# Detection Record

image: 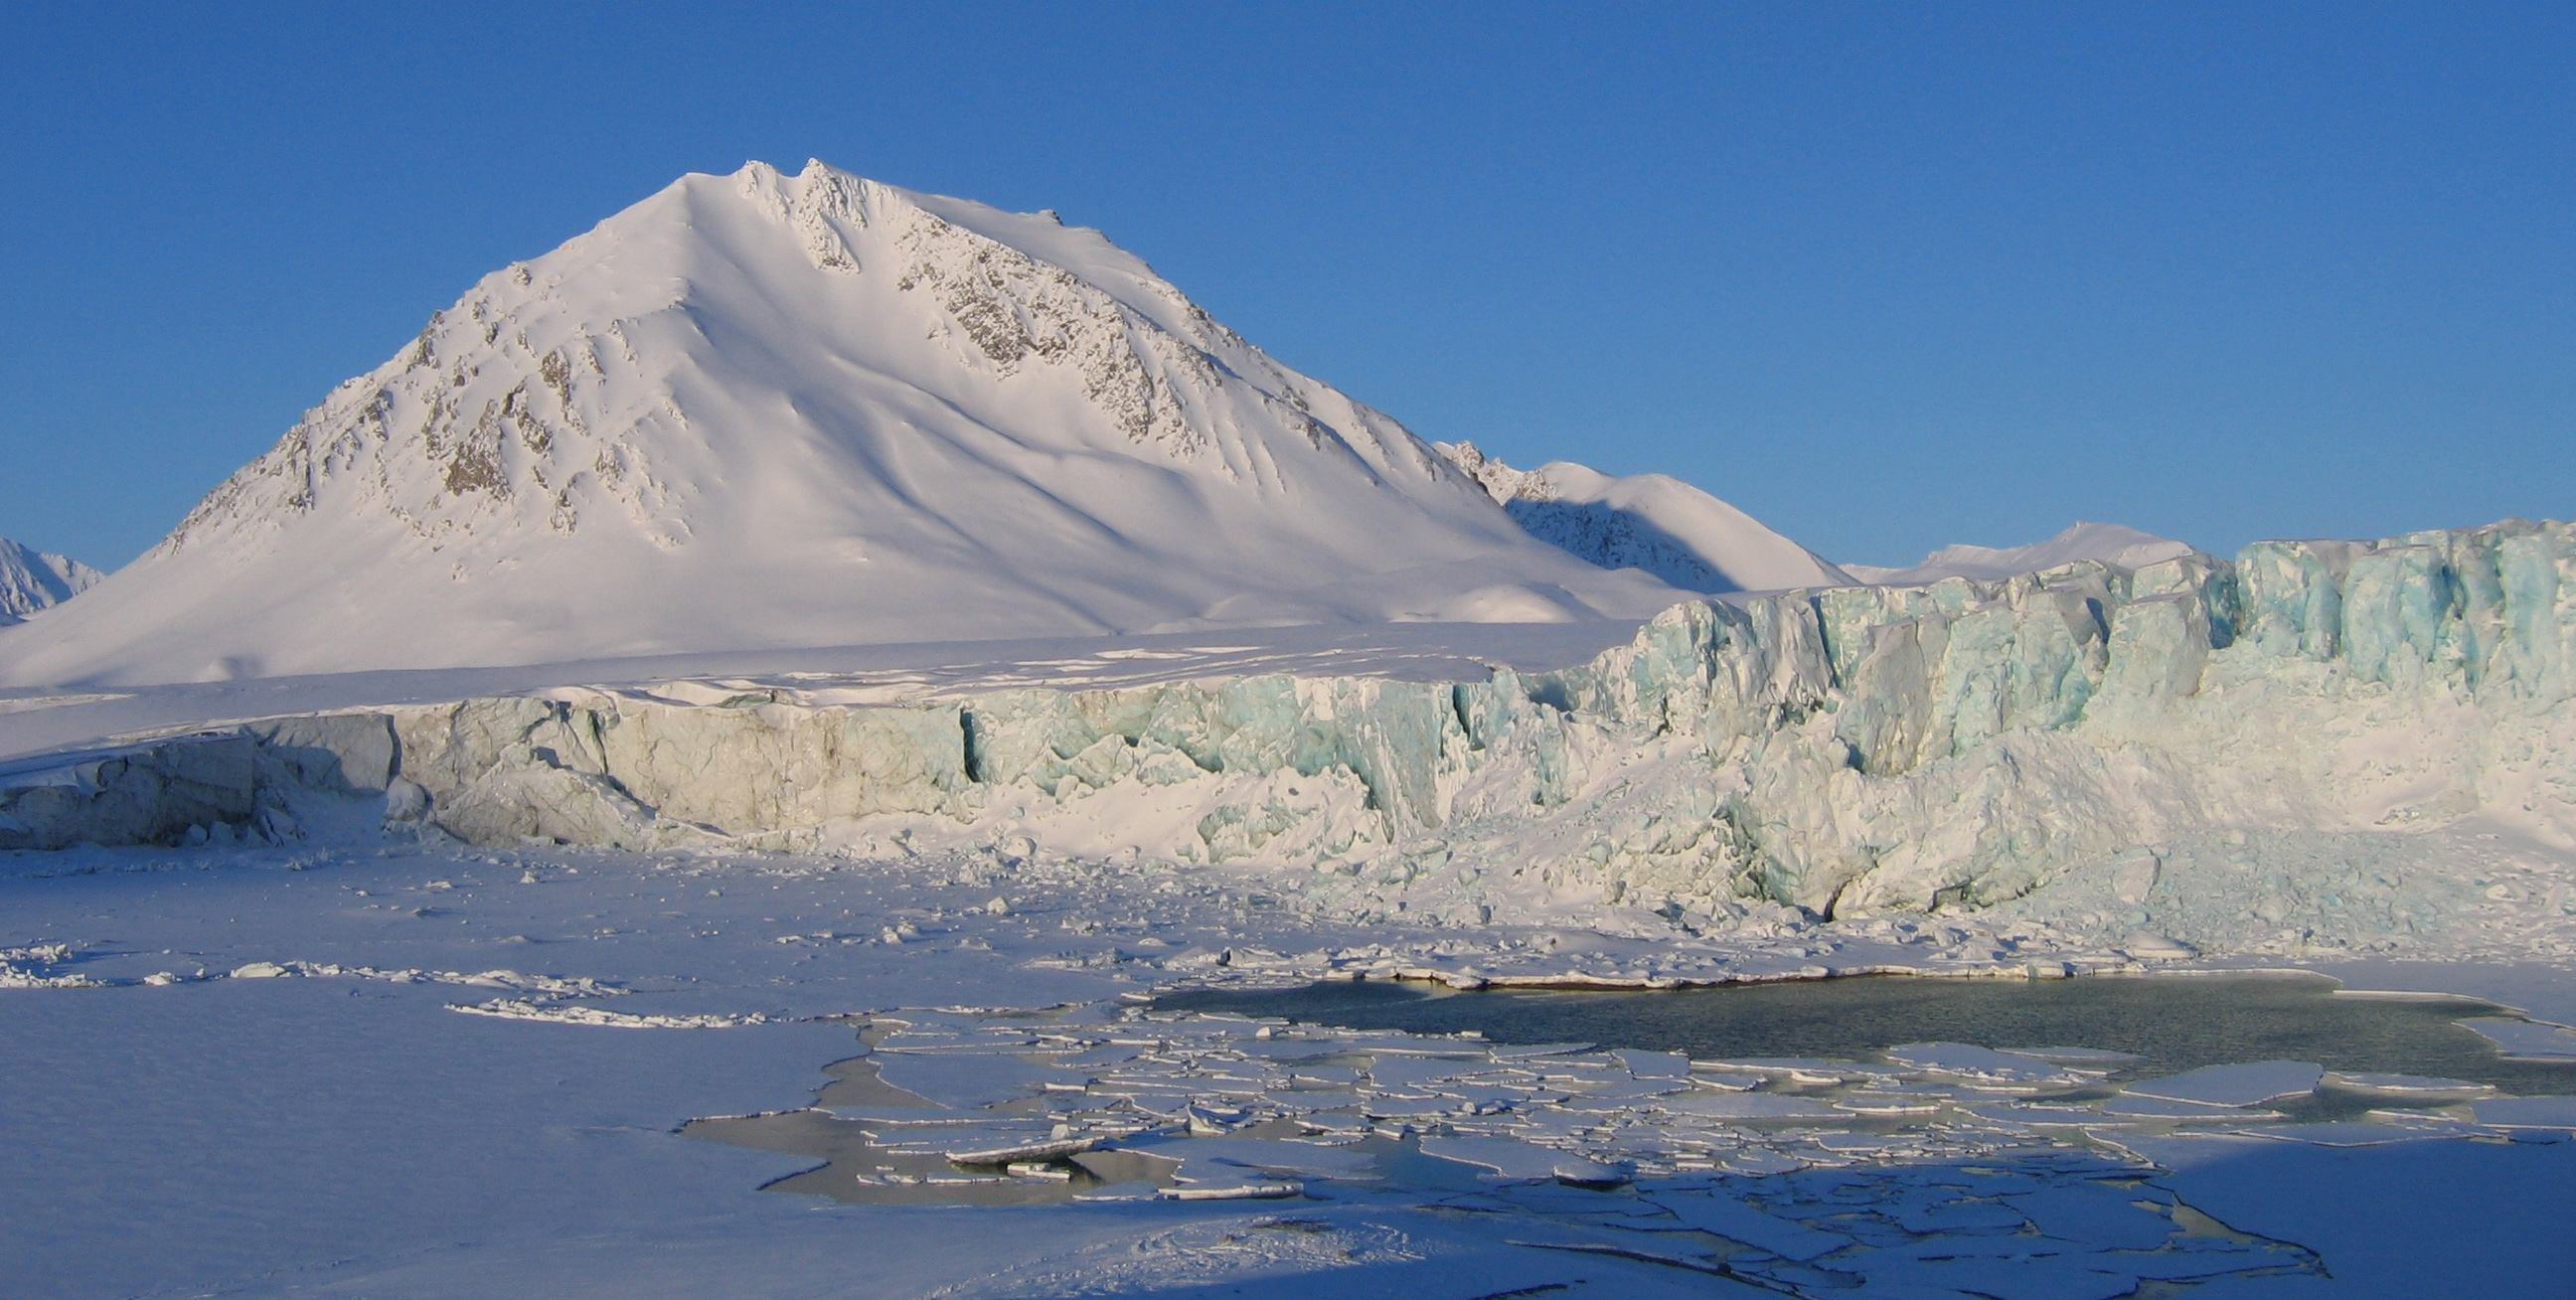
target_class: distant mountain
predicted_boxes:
[1844,522,2200,585]
[0,161,1689,687]
[0,537,102,625]
[1437,442,1853,594]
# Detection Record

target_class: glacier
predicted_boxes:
[12,516,2567,956]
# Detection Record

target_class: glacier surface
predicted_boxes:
[12,516,2568,958]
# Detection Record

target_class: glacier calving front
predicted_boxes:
[12,518,2568,952]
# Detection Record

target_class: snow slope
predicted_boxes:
[1845,521,2198,585]
[0,161,1684,688]
[0,536,101,625]
[1439,440,1853,593]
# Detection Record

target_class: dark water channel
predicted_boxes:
[1158,973,2576,1097]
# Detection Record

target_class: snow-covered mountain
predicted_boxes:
[0,161,1689,687]
[0,537,102,625]
[1844,522,2198,586]
[1437,442,1852,593]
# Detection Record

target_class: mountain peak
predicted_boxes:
[1437,441,1853,593]
[0,537,101,625]
[0,163,1684,685]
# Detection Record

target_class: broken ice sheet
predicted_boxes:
[2324,1070,2493,1094]
[2230,1120,2493,1146]
[1418,1134,1617,1183]
[1122,1134,1379,1179]
[1998,1046,2146,1064]
[2097,1095,2287,1122]
[2123,1060,2323,1107]
[2458,1017,2576,1060]
[1652,1092,1841,1119]
[1644,1190,1852,1260]
[1884,1042,2102,1087]
[871,1050,1063,1107]
[2472,1095,2576,1129]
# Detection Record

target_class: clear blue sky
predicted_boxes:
[2,2,2567,569]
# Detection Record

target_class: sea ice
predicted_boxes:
[2124,1061,2324,1107]
[2472,1095,2576,1129]
[1418,1134,1616,1182]
[2459,1017,2576,1060]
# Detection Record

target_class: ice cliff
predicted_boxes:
[7,518,2569,952]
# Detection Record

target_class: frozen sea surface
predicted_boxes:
[5,821,2574,1296]
[1159,974,2576,1098]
